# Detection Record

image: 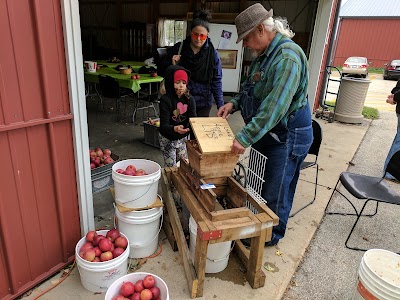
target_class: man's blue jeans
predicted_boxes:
[252,104,313,245]
[384,113,400,179]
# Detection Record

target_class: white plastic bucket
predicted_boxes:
[84,61,97,73]
[112,159,161,208]
[75,230,129,292]
[189,215,232,273]
[115,202,163,259]
[105,272,169,300]
[352,249,400,300]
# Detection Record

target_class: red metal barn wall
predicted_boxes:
[333,18,400,67]
[0,1,81,299]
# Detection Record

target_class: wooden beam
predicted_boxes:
[161,169,199,297]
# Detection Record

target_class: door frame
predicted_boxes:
[60,0,95,235]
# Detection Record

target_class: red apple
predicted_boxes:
[140,289,153,300]
[131,75,137,80]
[81,249,96,262]
[143,275,155,289]
[135,169,146,176]
[90,163,96,169]
[116,169,125,174]
[136,75,140,79]
[104,157,114,164]
[149,286,160,299]
[134,280,144,293]
[99,238,113,252]
[113,295,130,300]
[103,149,112,156]
[120,281,135,297]
[124,170,136,176]
[90,151,97,159]
[115,236,128,249]
[85,230,97,242]
[96,149,104,157]
[100,251,113,261]
[93,257,101,262]
[80,241,94,252]
[130,292,141,300]
[93,246,102,257]
[92,234,106,246]
[126,165,136,172]
[113,247,125,258]
[106,228,121,242]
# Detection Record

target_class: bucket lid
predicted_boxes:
[364,249,400,288]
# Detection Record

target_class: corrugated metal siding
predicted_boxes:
[0,0,81,299]
[333,18,400,67]
[340,0,400,17]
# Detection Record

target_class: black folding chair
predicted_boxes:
[97,75,133,121]
[325,150,400,252]
[290,120,323,217]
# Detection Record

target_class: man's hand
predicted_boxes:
[231,139,245,154]
[387,94,396,105]
[217,102,234,119]
[172,55,181,65]
[174,125,189,134]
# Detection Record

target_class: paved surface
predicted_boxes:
[19,75,399,300]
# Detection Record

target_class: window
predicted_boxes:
[158,19,187,47]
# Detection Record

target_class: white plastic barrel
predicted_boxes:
[105,272,169,300]
[352,249,400,300]
[189,215,232,273]
[115,202,163,259]
[75,230,129,292]
[112,159,161,208]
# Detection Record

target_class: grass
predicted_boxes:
[324,100,379,120]
[334,67,384,75]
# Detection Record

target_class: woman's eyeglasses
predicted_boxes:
[191,32,208,41]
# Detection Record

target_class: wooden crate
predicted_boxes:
[187,117,239,178]
[161,167,279,298]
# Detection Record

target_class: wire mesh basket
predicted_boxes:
[232,147,268,213]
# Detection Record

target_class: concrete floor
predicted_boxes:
[20,75,398,299]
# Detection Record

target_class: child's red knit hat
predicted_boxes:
[174,69,188,83]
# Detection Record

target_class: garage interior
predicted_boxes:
[79,0,321,225]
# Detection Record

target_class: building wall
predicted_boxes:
[333,18,400,67]
[0,0,81,298]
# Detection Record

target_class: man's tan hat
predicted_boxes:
[235,3,273,43]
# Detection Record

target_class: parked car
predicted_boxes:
[342,57,369,78]
[383,59,400,80]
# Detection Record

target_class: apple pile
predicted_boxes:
[131,74,141,80]
[113,275,161,300]
[90,147,114,169]
[115,165,148,177]
[79,229,128,262]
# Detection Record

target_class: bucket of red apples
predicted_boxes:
[75,229,130,292]
[105,272,169,300]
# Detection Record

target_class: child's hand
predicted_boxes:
[174,125,189,134]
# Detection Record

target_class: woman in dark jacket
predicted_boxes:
[384,78,400,179]
[158,65,196,167]
[162,10,224,117]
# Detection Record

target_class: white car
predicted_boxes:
[342,57,369,78]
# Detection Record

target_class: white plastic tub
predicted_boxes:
[115,200,163,258]
[189,215,232,273]
[75,230,129,292]
[112,159,161,208]
[352,249,400,300]
[105,272,169,300]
